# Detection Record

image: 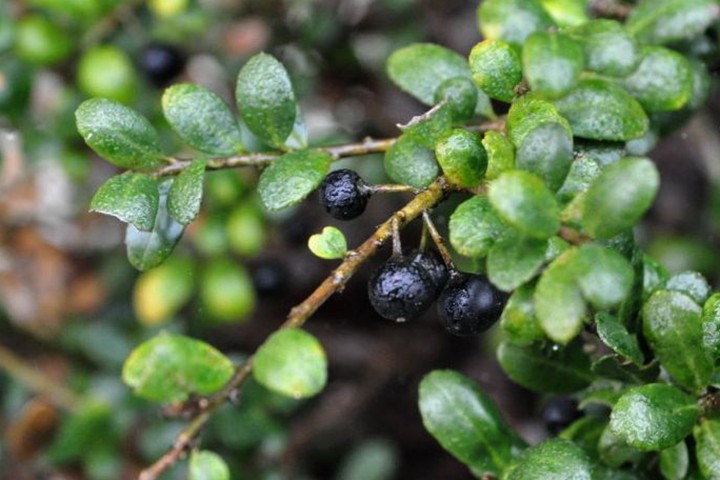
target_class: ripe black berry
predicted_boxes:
[319,169,371,220]
[368,255,437,322]
[409,249,449,295]
[437,274,507,336]
[140,43,185,87]
[542,397,582,435]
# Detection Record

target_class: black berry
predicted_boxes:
[368,255,437,322]
[409,249,449,295]
[437,274,507,336]
[319,169,371,220]
[542,397,582,435]
[140,43,185,87]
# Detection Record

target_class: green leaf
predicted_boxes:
[497,340,592,394]
[449,196,506,258]
[598,424,647,468]
[482,130,515,180]
[591,355,659,385]
[558,414,607,458]
[435,129,487,188]
[468,39,522,103]
[522,31,584,99]
[487,232,546,292]
[505,439,592,480]
[626,0,718,45]
[694,419,720,479]
[253,328,327,399]
[337,439,399,480]
[665,271,711,305]
[581,157,659,239]
[568,19,639,77]
[556,155,601,204]
[90,174,159,231]
[400,103,453,150]
[642,289,713,393]
[477,0,556,48]
[574,244,635,310]
[168,158,205,225]
[534,250,587,344]
[433,76,482,123]
[659,441,689,480]
[46,402,115,463]
[76,98,164,169]
[122,332,234,402]
[258,149,332,211]
[702,293,720,365]
[643,254,668,299]
[384,134,439,188]
[308,226,347,260]
[538,0,588,27]
[418,370,525,477]
[500,282,545,346]
[554,80,648,141]
[162,84,244,156]
[506,95,573,191]
[386,43,473,106]
[489,170,560,239]
[125,179,185,271]
[189,450,230,480]
[609,384,698,451]
[595,313,643,365]
[621,46,693,112]
[236,53,297,149]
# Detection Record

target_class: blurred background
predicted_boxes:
[1,0,720,479]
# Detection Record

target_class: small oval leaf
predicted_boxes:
[449,196,506,258]
[168,158,206,225]
[468,39,522,103]
[477,0,556,47]
[435,129,487,188]
[189,450,230,480]
[522,31,584,99]
[568,19,639,77]
[90,174,159,231]
[506,439,592,480]
[694,419,720,479]
[626,0,718,45]
[487,232,546,292]
[258,150,332,211]
[383,134,439,188]
[595,313,644,366]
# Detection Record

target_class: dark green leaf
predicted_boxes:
[621,47,693,112]
[665,271,711,305]
[400,103,453,150]
[659,441,689,480]
[642,290,713,393]
[574,244,635,310]
[702,293,720,365]
[253,328,327,399]
[522,31,584,99]
[609,384,698,451]
[308,226,347,260]
[168,158,205,225]
[556,155,601,204]
[505,439,592,480]
[384,134,439,188]
[76,98,164,169]
[578,384,624,409]
[482,130,515,180]
[477,0,555,48]
[435,129,487,188]
[433,76,482,123]
[694,419,720,479]
[568,19,639,77]
[258,150,332,211]
[418,370,525,477]
[468,39,522,103]
[582,157,659,239]
[487,232,546,292]
[122,332,234,402]
[163,83,244,156]
[554,79,649,141]
[558,415,606,460]
[595,313,643,365]
[189,450,230,480]
[449,196,506,258]
[598,424,647,468]
[236,53,297,149]
[500,282,545,346]
[90,174,159,231]
[591,355,659,384]
[626,0,718,45]
[497,340,593,394]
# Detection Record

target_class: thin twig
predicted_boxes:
[587,0,632,19]
[422,211,455,270]
[369,184,417,194]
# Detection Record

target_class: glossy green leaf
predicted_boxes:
[506,438,592,480]
[468,39,522,103]
[253,328,327,399]
[384,134,439,188]
[574,244,634,310]
[418,370,525,477]
[489,170,560,239]
[694,419,720,479]
[435,129,487,188]
[500,282,545,346]
[386,43,472,106]
[497,340,592,394]
[598,424,647,468]
[595,313,643,365]
[702,293,720,365]
[522,31,584,99]
[125,179,185,271]
[556,155,601,204]
[258,150,332,211]
[308,226,347,260]
[538,0,588,26]
[642,289,713,393]
[659,441,689,480]
[591,355,659,385]
[534,250,587,344]
[487,232,546,292]
[609,384,698,451]
[554,80,648,141]
[665,271,711,305]
[163,84,244,156]
[90,174,159,231]
[482,130,515,180]
[643,254,669,299]
[189,450,230,480]
[122,332,234,402]
[477,0,555,48]
[626,0,718,45]
[506,95,573,191]
[236,53,297,149]
[582,157,659,239]
[400,103,453,150]
[578,386,624,410]
[621,47,693,112]
[568,19,639,77]
[433,76,481,123]
[168,158,205,225]
[76,98,164,169]
[448,196,506,258]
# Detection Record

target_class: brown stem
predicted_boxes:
[699,391,720,418]
[369,184,417,194]
[588,0,632,19]
[422,211,455,270]
[137,178,451,480]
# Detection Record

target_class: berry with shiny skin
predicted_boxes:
[140,43,185,87]
[368,255,437,322]
[543,397,582,435]
[409,249,449,295]
[319,169,371,220]
[437,274,507,336]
